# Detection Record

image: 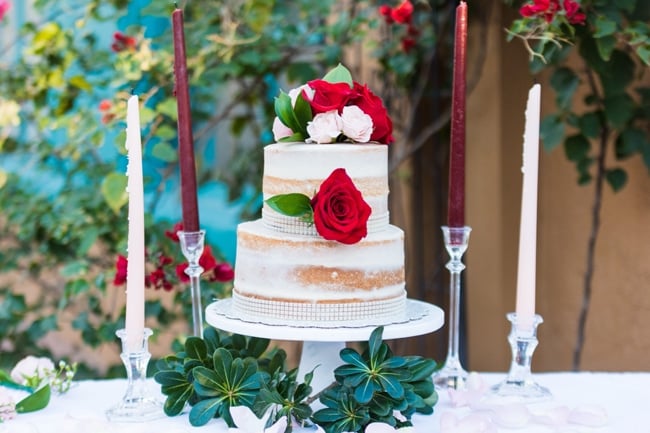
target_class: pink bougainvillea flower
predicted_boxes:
[391,0,414,24]
[0,1,10,22]
[175,262,190,283]
[164,222,184,242]
[113,255,128,285]
[199,245,218,272]
[563,0,586,25]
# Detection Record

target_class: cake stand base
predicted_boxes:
[205,299,444,393]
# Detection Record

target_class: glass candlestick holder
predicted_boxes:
[178,229,205,337]
[106,328,163,422]
[489,312,552,402]
[433,225,471,390]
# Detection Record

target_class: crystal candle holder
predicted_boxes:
[106,328,162,422]
[489,312,552,401]
[178,229,206,337]
[433,225,471,390]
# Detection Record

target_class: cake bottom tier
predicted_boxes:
[233,220,407,322]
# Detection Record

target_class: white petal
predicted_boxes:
[568,405,608,427]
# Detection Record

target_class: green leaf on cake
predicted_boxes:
[323,63,353,87]
[266,193,313,219]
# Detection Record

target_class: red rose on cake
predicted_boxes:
[272,64,393,144]
[265,168,372,245]
[310,168,372,244]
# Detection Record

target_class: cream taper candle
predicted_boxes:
[515,83,541,331]
[125,94,146,352]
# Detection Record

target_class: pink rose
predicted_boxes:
[306,111,343,143]
[340,105,373,143]
[310,168,371,244]
[272,116,294,141]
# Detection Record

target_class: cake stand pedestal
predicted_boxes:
[205,299,444,394]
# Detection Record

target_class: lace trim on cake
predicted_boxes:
[232,291,406,323]
[262,208,389,237]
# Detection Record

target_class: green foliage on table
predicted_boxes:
[155,326,438,431]
[154,326,313,428]
[312,327,438,433]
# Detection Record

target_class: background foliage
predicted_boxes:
[0,0,440,375]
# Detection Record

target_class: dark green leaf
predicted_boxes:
[367,326,384,360]
[578,112,602,139]
[377,374,404,399]
[615,128,645,159]
[354,378,378,403]
[189,398,222,426]
[274,92,300,132]
[605,168,627,192]
[193,367,223,398]
[185,337,208,362]
[293,93,313,136]
[564,134,591,162]
[596,35,617,61]
[151,141,178,163]
[593,16,618,38]
[550,67,579,110]
[338,349,368,370]
[604,93,635,129]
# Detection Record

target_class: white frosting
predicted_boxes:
[234,220,405,302]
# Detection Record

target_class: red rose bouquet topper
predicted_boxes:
[272,64,394,144]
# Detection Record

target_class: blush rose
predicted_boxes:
[310,168,371,244]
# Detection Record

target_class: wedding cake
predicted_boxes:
[231,65,407,324]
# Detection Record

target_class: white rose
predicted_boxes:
[272,116,294,141]
[10,356,55,385]
[306,110,342,144]
[288,84,314,106]
[340,105,373,143]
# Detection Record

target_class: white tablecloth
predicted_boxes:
[2,372,649,433]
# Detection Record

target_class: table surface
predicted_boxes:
[2,372,648,433]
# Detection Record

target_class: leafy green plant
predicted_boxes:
[506,0,650,370]
[154,327,305,427]
[312,327,438,433]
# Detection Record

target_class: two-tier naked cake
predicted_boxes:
[228,64,409,325]
[232,142,406,323]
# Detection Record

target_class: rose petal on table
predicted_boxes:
[568,404,608,427]
[531,405,570,426]
[491,403,531,428]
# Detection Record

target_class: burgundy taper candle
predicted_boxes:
[172,7,200,232]
[447,1,467,228]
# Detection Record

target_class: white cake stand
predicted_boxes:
[205,298,444,394]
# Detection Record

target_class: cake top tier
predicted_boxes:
[262,142,390,240]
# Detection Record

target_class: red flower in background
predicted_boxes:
[0,1,10,22]
[113,255,128,285]
[391,0,414,24]
[563,0,586,25]
[164,222,184,242]
[379,5,393,24]
[401,37,416,53]
[520,0,558,23]
[210,263,235,283]
[98,99,114,124]
[111,31,137,52]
